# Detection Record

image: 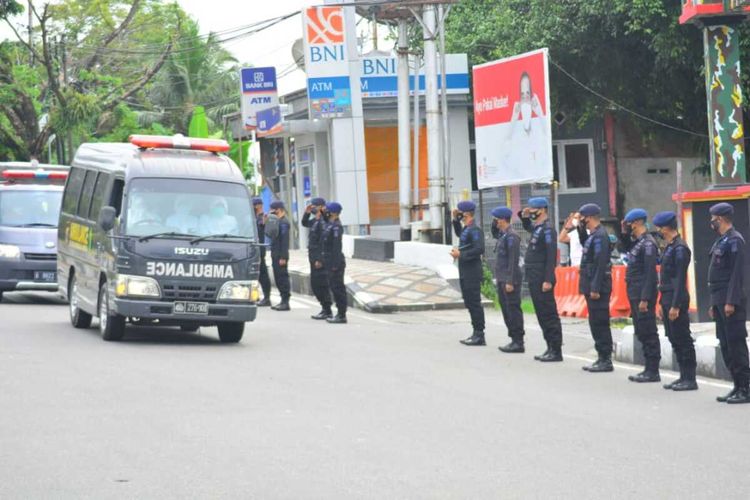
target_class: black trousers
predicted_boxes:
[310,262,332,311]
[660,297,695,376]
[272,256,290,301]
[629,297,660,370]
[258,250,271,299]
[459,277,485,333]
[329,265,347,315]
[714,304,750,387]
[585,293,613,357]
[528,278,562,349]
[497,281,524,341]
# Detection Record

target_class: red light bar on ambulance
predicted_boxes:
[129,134,230,153]
[2,170,68,180]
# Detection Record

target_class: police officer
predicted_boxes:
[619,208,661,382]
[322,202,347,324]
[269,200,291,311]
[576,204,614,372]
[708,202,750,404]
[302,197,333,320]
[653,211,697,391]
[491,206,525,353]
[451,201,486,346]
[519,197,563,361]
[252,198,272,306]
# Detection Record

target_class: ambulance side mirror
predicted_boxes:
[98,206,116,232]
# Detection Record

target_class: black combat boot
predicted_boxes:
[460,331,486,346]
[534,344,551,361]
[498,339,525,353]
[311,308,333,320]
[629,358,660,382]
[257,297,271,307]
[717,385,739,403]
[663,367,682,390]
[586,356,614,373]
[272,301,290,311]
[672,366,698,391]
[326,314,347,324]
[539,346,563,362]
[726,381,750,404]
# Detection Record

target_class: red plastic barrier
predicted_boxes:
[553,265,631,318]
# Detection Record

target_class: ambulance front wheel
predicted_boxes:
[217,322,244,343]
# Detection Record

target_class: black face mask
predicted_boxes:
[710,219,721,233]
[654,231,664,240]
[623,223,632,234]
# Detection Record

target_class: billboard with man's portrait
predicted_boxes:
[472,48,553,188]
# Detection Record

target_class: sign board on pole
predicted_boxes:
[360,54,470,98]
[256,107,283,138]
[240,67,279,130]
[472,48,553,188]
[302,6,352,119]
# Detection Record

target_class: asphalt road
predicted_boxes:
[1,291,748,499]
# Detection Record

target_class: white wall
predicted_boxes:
[393,241,459,280]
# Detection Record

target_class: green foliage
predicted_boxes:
[521,299,536,315]
[95,104,172,143]
[188,106,209,138]
[228,140,253,182]
[0,0,22,16]
[480,262,500,309]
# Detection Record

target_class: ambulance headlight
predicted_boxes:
[218,280,260,301]
[0,244,21,260]
[115,274,161,298]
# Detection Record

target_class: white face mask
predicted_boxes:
[521,102,533,132]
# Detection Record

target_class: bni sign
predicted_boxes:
[302,6,352,120]
[240,67,278,130]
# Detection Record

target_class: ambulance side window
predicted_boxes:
[62,167,85,215]
[77,170,97,219]
[110,179,124,216]
[89,173,110,220]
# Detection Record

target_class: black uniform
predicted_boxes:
[491,224,524,343]
[453,218,485,334]
[255,212,271,300]
[620,232,661,373]
[578,225,613,358]
[708,228,750,389]
[322,219,347,316]
[659,236,695,381]
[271,216,291,303]
[302,211,332,313]
[520,216,562,352]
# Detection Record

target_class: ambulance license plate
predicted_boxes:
[173,301,209,315]
[34,271,56,282]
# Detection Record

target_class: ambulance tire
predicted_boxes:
[69,275,92,329]
[217,322,244,343]
[180,323,200,333]
[99,284,125,341]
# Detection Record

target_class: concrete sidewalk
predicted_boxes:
[281,249,493,313]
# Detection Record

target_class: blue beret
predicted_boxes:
[311,197,326,206]
[624,208,648,223]
[710,202,734,216]
[653,211,677,227]
[528,197,548,209]
[326,201,342,214]
[252,197,263,206]
[270,201,285,210]
[579,203,601,217]
[491,206,513,220]
[457,200,476,212]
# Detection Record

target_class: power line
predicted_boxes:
[549,58,708,138]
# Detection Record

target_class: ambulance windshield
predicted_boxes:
[123,178,255,239]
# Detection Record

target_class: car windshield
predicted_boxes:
[122,178,256,239]
[0,190,63,227]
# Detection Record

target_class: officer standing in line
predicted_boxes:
[252,198,272,307]
[269,200,291,311]
[708,202,750,404]
[322,202,347,324]
[576,204,614,372]
[653,211,698,391]
[618,208,661,382]
[519,197,563,362]
[302,197,333,320]
[451,201,486,346]
[491,206,525,353]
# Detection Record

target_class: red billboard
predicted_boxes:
[472,48,553,188]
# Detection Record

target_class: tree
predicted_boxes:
[445,0,711,149]
[0,0,177,160]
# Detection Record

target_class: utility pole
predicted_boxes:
[439,4,451,244]
[422,5,443,241]
[397,19,411,241]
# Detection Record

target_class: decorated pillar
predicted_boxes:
[703,24,746,184]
